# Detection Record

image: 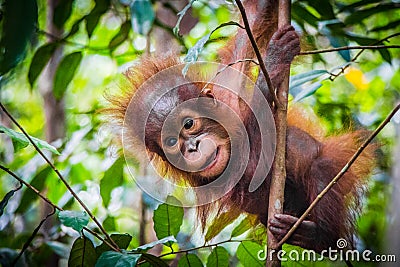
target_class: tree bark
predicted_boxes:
[37,1,65,266]
[38,0,65,143]
[266,1,291,266]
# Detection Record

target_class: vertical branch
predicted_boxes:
[266,0,291,266]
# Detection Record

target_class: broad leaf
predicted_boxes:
[370,19,400,32]
[109,21,131,50]
[178,253,203,267]
[28,43,58,87]
[130,0,154,35]
[231,214,258,238]
[293,81,323,102]
[153,196,183,242]
[46,241,70,258]
[140,253,169,267]
[236,241,265,266]
[53,52,82,100]
[53,0,74,28]
[68,236,97,267]
[0,0,37,76]
[0,125,60,154]
[206,246,229,267]
[303,0,334,19]
[95,251,140,267]
[65,17,86,39]
[96,233,133,257]
[289,70,328,89]
[292,2,318,27]
[58,210,89,233]
[338,0,382,13]
[16,167,51,214]
[132,236,176,253]
[103,216,116,232]
[205,209,240,242]
[344,3,400,25]
[85,0,110,37]
[0,184,22,216]
[100,158,124,207]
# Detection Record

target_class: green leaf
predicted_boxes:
[378,48,392,64]
[95,251,140,267]
[0,184,22,216]
[46,241,70,258]
[85,0,110,37]
[58,210,89,233]
[0,0,38,75]
[153,196,183,242]
[370,19,400,32]
[0,125,60,154]
[345,34,393,63]
[178,253,203,267]
[205,209,240,242]
[206,246,229,267]
[140,253,169,267]
[303,0,334,19]
[16,167,51,214]
[289,70,328,89]
[28,43,58,87]
[130,0,155,36]
[53,51,82,100]
[236,241,265,266]
[338,0,382,13]
[231,214,258,238]
[132,236,176,253]
[109,21,131,50]
[0,125,28,151]
[326,35,350,61]
[65,17,85,39]
[344,3,400,25]
[68,236,97,267]
[96,234,133,257]
[292,2,319,28]
[103,216,116,232]
[293,81,323,102]
[100,158,124,207]
[53,0,74,28]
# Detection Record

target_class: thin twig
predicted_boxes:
[267,1,291,266]
[158,239,250,258]
[0,165,62,210]
[234,0,280,108]
[0,102,120,251]
[299,45,400,55]
[0,165,117,251]
[277,103,400,248]
[12,209,56,266]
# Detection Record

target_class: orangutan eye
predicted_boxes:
[183,118,194,130]
[165,137,178,147]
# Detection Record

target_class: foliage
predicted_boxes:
[0,0,399,266]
